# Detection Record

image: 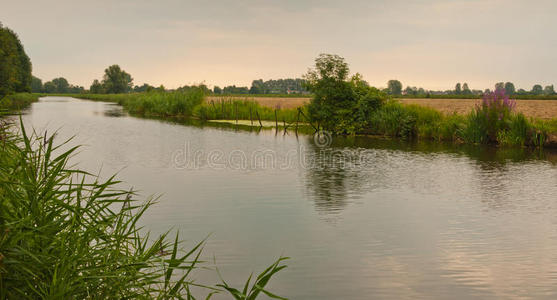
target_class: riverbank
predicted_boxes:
[0,93,39,111]
[208,96,557,120]
[65,92,557,148]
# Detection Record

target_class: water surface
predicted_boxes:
[18,97,557,299]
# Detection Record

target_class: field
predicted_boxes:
[400,98,557,120]
[208,96,557,120]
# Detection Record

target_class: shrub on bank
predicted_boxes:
[304,54,388,134]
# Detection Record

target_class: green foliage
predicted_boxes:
[89,79,104,94]
[218,257,289,300]
[249,78,307,95]
[102,65,133,94]
[0,24,32,97]
[77,89,205,118]
[0,121,287,299]
[496,113,531,146]
[387,80,402,96]
[304,54,387,134]
[223,85,249,94]
[30,76,42,93]
[0,93,39,111]
[195,98,301,124]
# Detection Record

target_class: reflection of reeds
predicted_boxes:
[0,120,287,299]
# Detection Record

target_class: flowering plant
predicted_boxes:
[476,89,516,142]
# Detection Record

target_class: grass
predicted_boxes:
[73,92,307,125]
[0,119,288,299]
[0,93,39,111]
[195,99,303,124]
[367,99,557,147]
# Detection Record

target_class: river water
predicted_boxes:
[18,97,557,299]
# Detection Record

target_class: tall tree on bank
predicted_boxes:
[31,76,43,92]
[102,65,133,94]
[531,84,543,95]
[0,22,32,98]
[305,54,386,133]
[462,83,471,95]
[455,83,462,94]
[387,80,402,96]
[89,79,104,94]
[504,82,515,94]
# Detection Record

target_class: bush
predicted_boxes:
[304,54,387,134]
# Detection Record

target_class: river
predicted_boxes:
[17,96,557,299]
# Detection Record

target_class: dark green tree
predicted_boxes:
[495,82,504,91]
[305,54,386,133]
[213,86,222,94]
[455,83,462,94]
[43,81,56,93]
[462,83,471,95]
[531,84,543,95]
[544,85,555,95]
[133,83,154,93]
[387,80,402,96]
[0,23,32,97]
[504,82,515,94]
[90,79,104,93]
[102,65,133,94]
[31,76,43,93]
[51,77,69,93]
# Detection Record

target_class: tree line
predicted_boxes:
[213,78,308,95]
[386,79,556,97]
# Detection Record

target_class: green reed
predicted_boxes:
[0,120,287,299]
[0,93,39,111]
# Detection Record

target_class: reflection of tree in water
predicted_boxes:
[302,138,384,216]
[303,135,557,215]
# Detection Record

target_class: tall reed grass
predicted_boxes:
[0,93,39,111]
[367,97,552,147]
[195,99,302,123]
[0,120,287,299]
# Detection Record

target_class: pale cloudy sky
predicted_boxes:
[2,0,556,90]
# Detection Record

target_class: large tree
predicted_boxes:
[31,76,43,93]
[90,79,104,94]
[455,83,462,94]
[462,83,471,95]
[102,65,133,94]
[51,77,69,93]
[504,82,515,94]
[0,23,32,97]
[387,80,402,96]
[531,84,543,95]
[305,54,385,133]
[544,85,555,95]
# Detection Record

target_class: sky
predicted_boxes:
[2,0,557,90]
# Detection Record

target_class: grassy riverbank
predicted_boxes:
[0,93,39,111]
[69,89,557,147]
[0,120,287,299]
